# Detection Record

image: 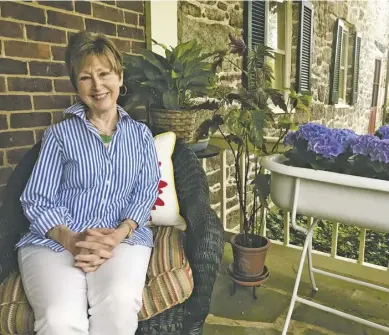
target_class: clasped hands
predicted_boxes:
[66,221,134,273]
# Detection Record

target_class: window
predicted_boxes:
[244,0,292,105]
[268,1,286,92]
[330,19,361,105]
[338,26,349,102]
[371,59,381,107]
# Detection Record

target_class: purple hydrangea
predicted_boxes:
[283,123,327,147]
[307,134,344,158]
[284,132,297,146]
[285,123,389,177]
[370,140,389,163]
[296,123,328,142]
[376,125,389,140]
[351,135,379,156]
[307,129,357,158]
[352,135,389,163]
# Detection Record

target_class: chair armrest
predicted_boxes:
[0,209,20,284]
[172,141,224,333]
[182,199,224,334]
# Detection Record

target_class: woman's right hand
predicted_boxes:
[61,229,115,272]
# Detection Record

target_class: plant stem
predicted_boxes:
[244,136,250,234]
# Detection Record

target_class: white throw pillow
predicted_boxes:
[149,131,186,230]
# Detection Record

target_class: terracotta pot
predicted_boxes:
[230,233,271,278]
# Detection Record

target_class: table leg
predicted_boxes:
[230,282,236,296]
[282,223,316,335]
[253,286,258,300]
[308,219,319,292]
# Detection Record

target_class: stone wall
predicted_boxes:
[178,0,244,89]
[0,0,147,202]
[178,0,246,229]
[178,0,389,231]
[290,0,389,134]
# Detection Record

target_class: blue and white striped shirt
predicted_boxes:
[16,102,161,252]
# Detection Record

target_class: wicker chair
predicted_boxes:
[0,139,224,335]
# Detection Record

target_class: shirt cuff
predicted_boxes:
[28,208,70,239]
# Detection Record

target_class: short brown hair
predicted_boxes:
[65,31,123,90]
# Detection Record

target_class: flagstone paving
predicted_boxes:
[204,244,389,335]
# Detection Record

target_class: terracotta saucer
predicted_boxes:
[227,265,270,287]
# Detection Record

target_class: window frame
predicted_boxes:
[371,58,382,108]
[338,25,349,104]
[267,0,293,113]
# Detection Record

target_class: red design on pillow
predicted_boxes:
[152,162,168,211]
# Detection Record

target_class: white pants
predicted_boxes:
[18,244,151,335]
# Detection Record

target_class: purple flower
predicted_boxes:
[284,132,297,146]
[307,134,343,158]
[307,129,356,158]
[302,127,357,158]
[296,123,328,142]
[351,135,380,156]
[284,123,328,146]
[351,135,389,163]
[369,139,389,163]
[376,125,389,140]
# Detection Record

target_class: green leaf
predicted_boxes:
[296,100,308,112]
[124,73,145,82]
[180,75,210,88]
[179,43,202,63]
[142,49,167,73]
[249,109,266,147]
[266,88,288,112]
[298,94,312,107]
[173,39,197,59]
[171,70,179,79]
[252,173,271,208]
[140,80,166,92]
[143,64,163,81]
[162,90,180,110]
[289,87,297,99]
[151,39,173,60]
[172,56,184,71]
[123,92,151,110]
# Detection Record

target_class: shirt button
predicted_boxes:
[106,180,110,185]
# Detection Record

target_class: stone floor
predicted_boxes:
[204,243,389,335]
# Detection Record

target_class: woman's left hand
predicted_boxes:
[74,225,130,271]
[77,225,129,249]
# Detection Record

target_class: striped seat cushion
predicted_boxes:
[0,226,193,334]
[140,226,193,320]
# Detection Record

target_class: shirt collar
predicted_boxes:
[63,102,131,121]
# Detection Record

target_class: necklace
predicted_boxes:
[88,119,117,135]
[94,124,116,135]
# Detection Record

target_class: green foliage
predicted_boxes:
[266,208,389,267]
[214,35,312,247]
[121,39,224,110]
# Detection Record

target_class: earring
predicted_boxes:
[119,85,128,96]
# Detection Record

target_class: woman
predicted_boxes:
[16,31,160,335]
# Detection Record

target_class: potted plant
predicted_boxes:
[120,39,224,144]
[261,123,389,231]
[214,34,311,280]
[261,123,389,334]
[187,114,224,152]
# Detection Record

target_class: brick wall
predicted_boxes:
[0,0,147,202]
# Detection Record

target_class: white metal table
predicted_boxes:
[282,177,389,334]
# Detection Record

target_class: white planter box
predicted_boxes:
[261,155,389,233]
